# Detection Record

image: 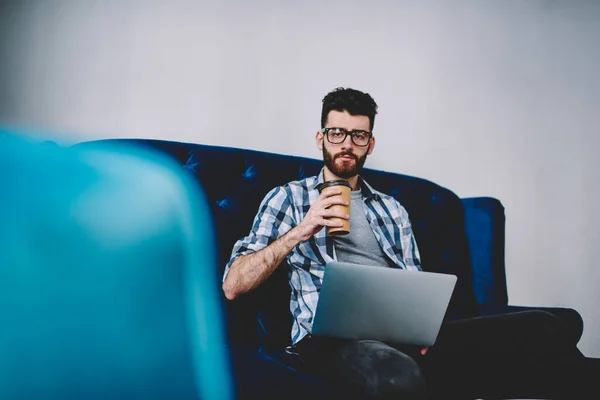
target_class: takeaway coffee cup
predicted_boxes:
[316,179,352,236]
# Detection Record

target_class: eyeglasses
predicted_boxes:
[321,128,373,147]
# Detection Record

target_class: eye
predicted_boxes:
[353,132,367,141]
[329,129,345,138]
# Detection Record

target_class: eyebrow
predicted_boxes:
[328,128,370,133]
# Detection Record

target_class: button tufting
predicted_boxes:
[216,198,230,209]
[183,152,200,172]
[242,161,257,180]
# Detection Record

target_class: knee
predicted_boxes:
[552,307,584,345]
[527,310,569,337]
[520,310,574,353]
[369,353,428,399]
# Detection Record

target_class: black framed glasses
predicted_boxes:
[322,128,373,147]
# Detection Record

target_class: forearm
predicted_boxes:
[222,228,302,300]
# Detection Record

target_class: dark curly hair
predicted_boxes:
[321,87,378,131]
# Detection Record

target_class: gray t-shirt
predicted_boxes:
[333,189,396,268]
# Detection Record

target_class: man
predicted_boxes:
[222,88,595,399]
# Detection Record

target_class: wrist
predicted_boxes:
[285,226,305,246]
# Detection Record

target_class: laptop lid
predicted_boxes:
[311,261,457,347]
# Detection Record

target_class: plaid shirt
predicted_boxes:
[224,170,422,345]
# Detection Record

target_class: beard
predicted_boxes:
[322,145,368,179]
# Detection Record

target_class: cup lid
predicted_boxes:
[316,179,352,193]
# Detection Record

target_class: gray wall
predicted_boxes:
[1,0,599,356]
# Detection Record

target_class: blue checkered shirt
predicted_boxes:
[223,170,422,345]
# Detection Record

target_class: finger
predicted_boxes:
[321,218,344,227]
[320,209,349,219]
[319,188,342,199]
[321,195,349,208]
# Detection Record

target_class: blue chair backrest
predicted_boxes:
[0,133,233,399]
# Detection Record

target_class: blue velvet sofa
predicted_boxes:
[76,138,584,399]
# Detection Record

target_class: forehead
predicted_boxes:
[325,110,370,131]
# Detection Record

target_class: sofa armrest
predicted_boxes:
[461,197,508,312]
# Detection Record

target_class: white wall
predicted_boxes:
[1,0,599,356]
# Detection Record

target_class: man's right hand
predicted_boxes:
[223,187,349,300]
[290,188,350,242]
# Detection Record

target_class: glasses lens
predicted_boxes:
[327,128,346,143]
[352,131,370,146]
[352,133,367,145]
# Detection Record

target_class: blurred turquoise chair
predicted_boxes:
[0,132,233,399]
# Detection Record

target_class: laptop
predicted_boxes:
[311,261,457,347]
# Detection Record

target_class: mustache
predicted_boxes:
[334,152,357,161]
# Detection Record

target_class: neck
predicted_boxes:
[323,167,359,190]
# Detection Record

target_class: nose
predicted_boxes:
[340,134,355,151]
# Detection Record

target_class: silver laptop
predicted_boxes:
[311,261,457,346]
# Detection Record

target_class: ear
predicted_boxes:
[316,130,324,151]
[367,135,375,155]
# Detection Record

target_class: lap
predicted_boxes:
[297,337,428,399]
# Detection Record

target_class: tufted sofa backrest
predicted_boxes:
[78,139,478,348]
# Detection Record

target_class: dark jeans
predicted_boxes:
[296,310,597,399]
